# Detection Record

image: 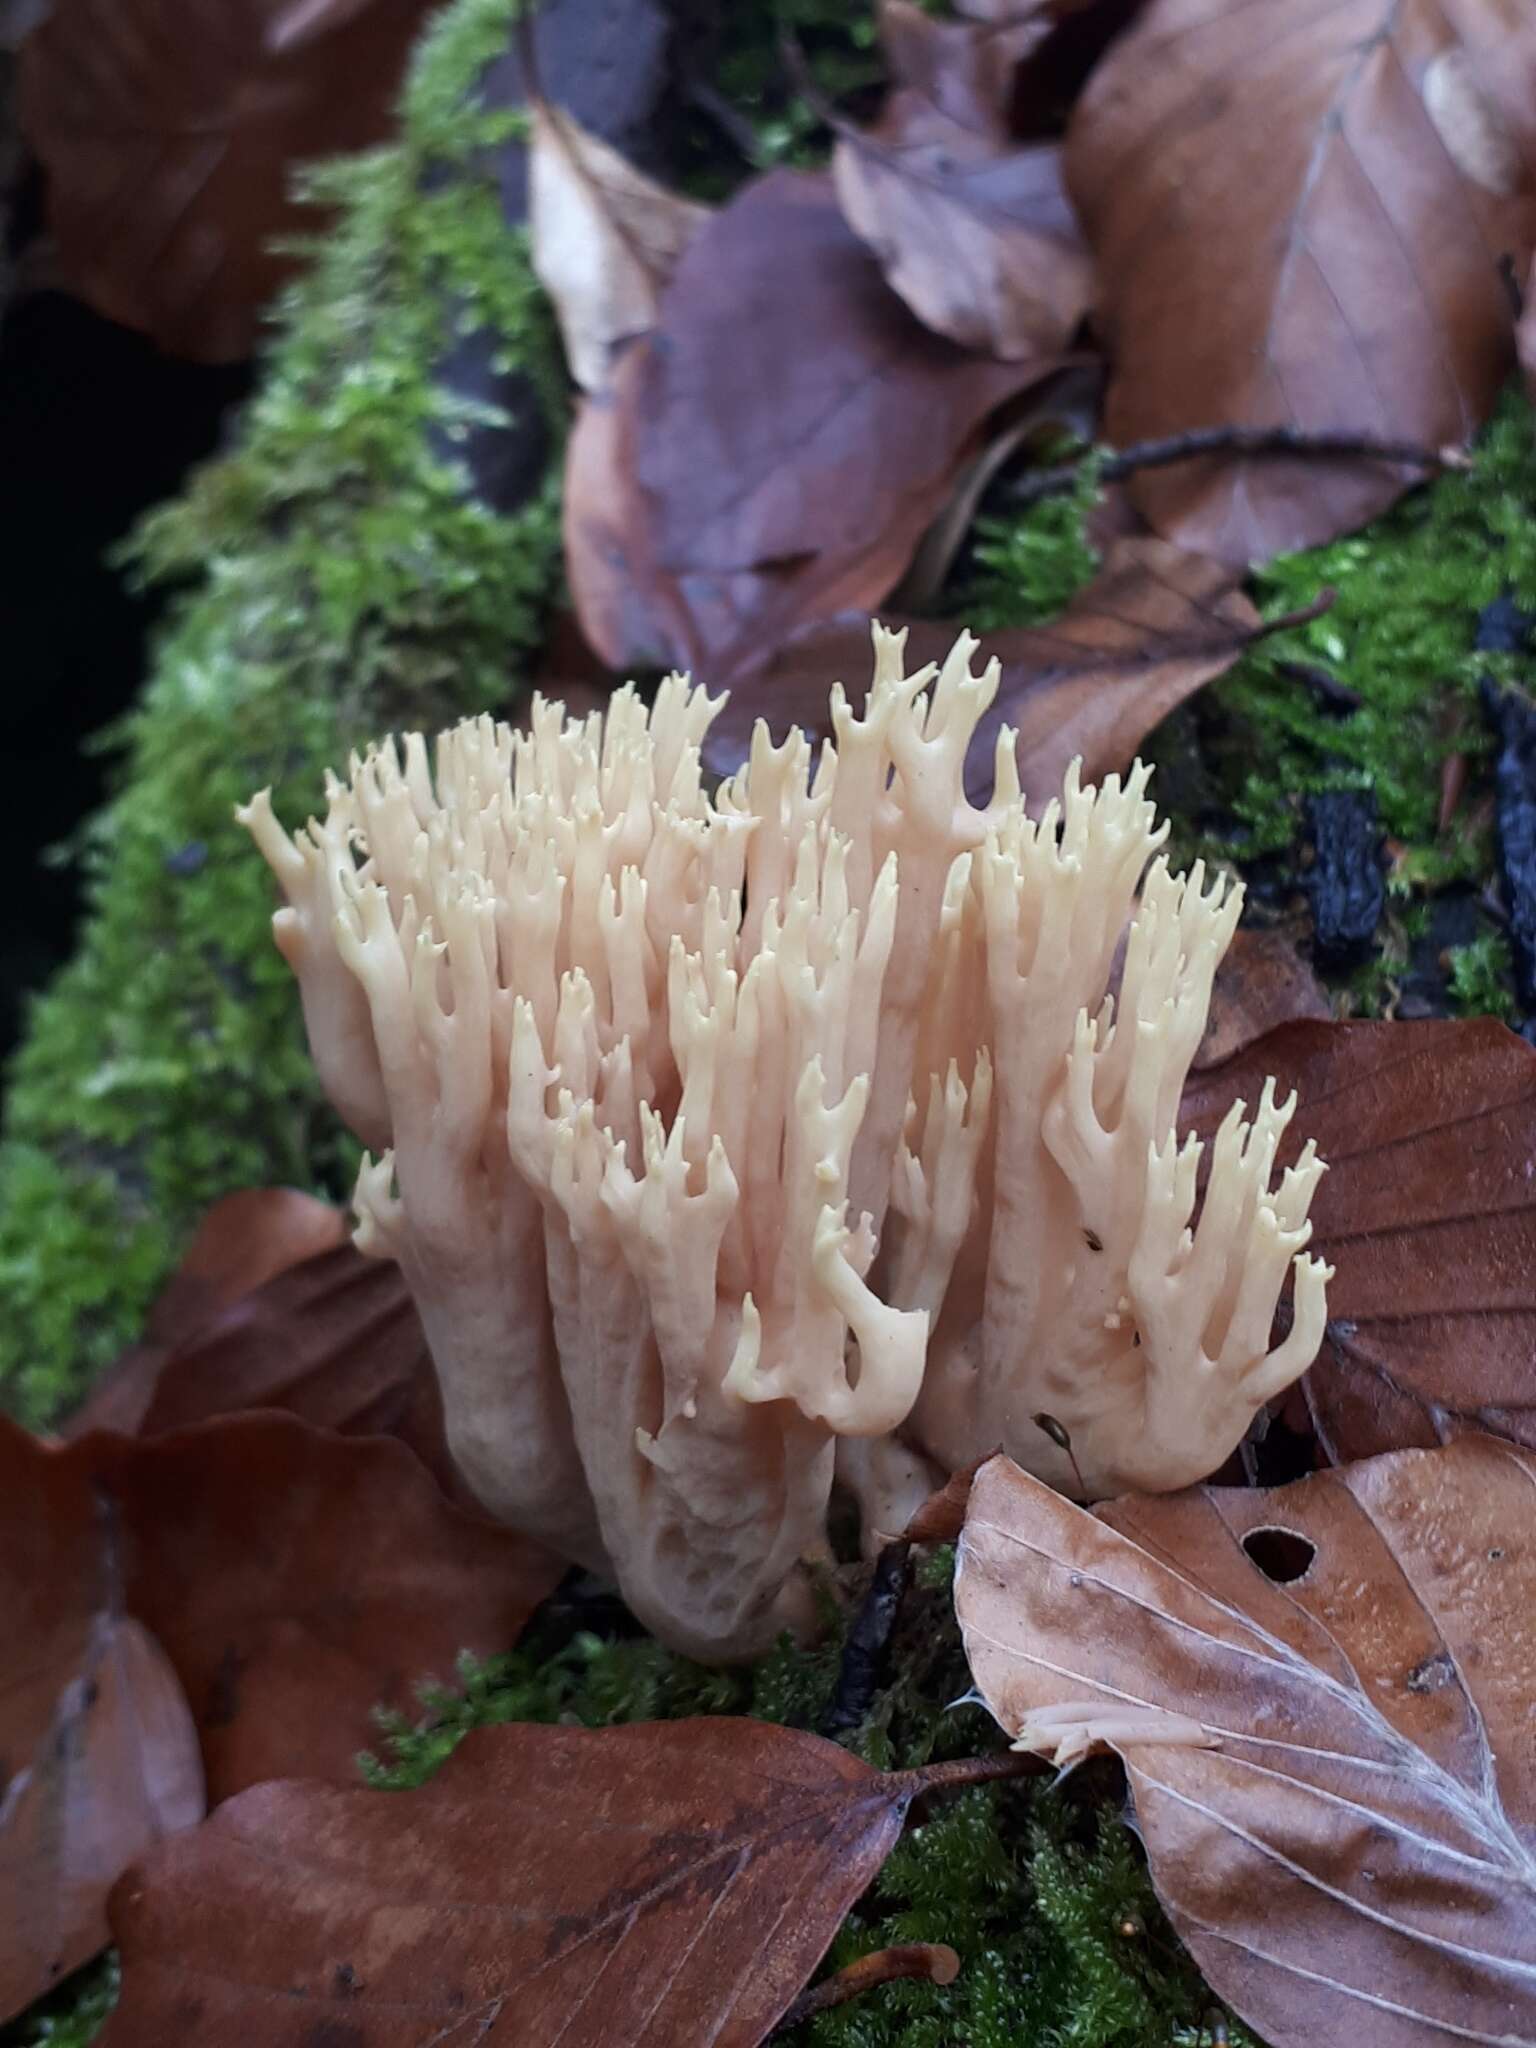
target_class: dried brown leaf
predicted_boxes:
[100,1722,1023,2047]
[566,171,1056,678]
[17,0,437,359]
[832,75,1092,358]
[58,1189,472,1503]
[1192,924,1331,1073]
[64,1189,349,1438]
[877,0,1051,135]
[5,1412,562,1809]
[1,1431,203,2024]
[1065,0,1536,564]
[529,100,709,394]
[957,1441,1536,2047]
[700,537,1259,804]
[1184,1018,1536,1464]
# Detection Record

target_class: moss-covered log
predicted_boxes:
[0,0,563,1424]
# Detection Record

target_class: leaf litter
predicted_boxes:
[14,0,1536,2042]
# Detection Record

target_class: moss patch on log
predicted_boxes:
[0,0,562,1426]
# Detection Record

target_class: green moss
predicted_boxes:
[1445,929,1518,1022]
[952,456,1106,636]
[0,0,563,1427]
[1187,394,1536,879]
[957,391,1536,953]
[0,1960,117,2048]
[346,1572,1241,2048]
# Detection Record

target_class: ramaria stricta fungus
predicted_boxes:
[240,627,1331,1660]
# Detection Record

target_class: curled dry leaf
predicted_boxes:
[529,99,709,394]
[100,1722,1026,2048]
[875,0,1052,135]
[565,170,1056,679]
[1191,924,1331,1073]
[831,3,1092,358]
[1065,0,1536,564]
[4,1412,562,1809]
[1184,1018,1536,1463]
[17,0,438,359]
[1,1430,203,2024]
[700,537,1259,804]
[956,1441,1536,2048]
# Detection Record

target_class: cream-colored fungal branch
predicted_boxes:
[243,628,1330,1658]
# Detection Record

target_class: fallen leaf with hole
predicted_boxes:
[0,1431,203,2024]
[564,170,1057,679]
[3,1413,562,1811]
[18,0,440,359]
[1065,0,1536,563]
[700,537,1259,803]
[956,1440,1536,2047]
[100,1721,1022,2047]
[529,99,709,393]
[1183,1018,1536,1462]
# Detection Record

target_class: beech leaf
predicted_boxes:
[64,1188,350,1439]
[3,1413,563,1808]
[700,537,1260,803]
[1191,923,1331,1073]
[875,0,1052,137]
[17,0,439,359]
[956,1441,1536,2048]
[1065,0,1536,564]
[100,1721,1026,2047]
[1,1447,203,2024]
[529,100,710,394]
[832,5,1092,361]
[1183,1018,1536,1463]
[565,170,1058,679]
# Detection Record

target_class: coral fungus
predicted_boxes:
[242,627,1329,1658]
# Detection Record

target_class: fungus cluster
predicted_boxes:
[241,629,1330,1659]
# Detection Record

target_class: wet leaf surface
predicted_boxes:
[1183,1019,1536,1462]
[100,1721,1024,2048]
[3,1414,562,1810]
[956,1441,1536,2047]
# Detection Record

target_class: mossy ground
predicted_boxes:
[5,1,1536,2043]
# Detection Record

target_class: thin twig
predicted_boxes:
[775,1944,961,2032]
[903,1749,1047,1798]
[1008,424,1470,507]
[1274,658,1362,715]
